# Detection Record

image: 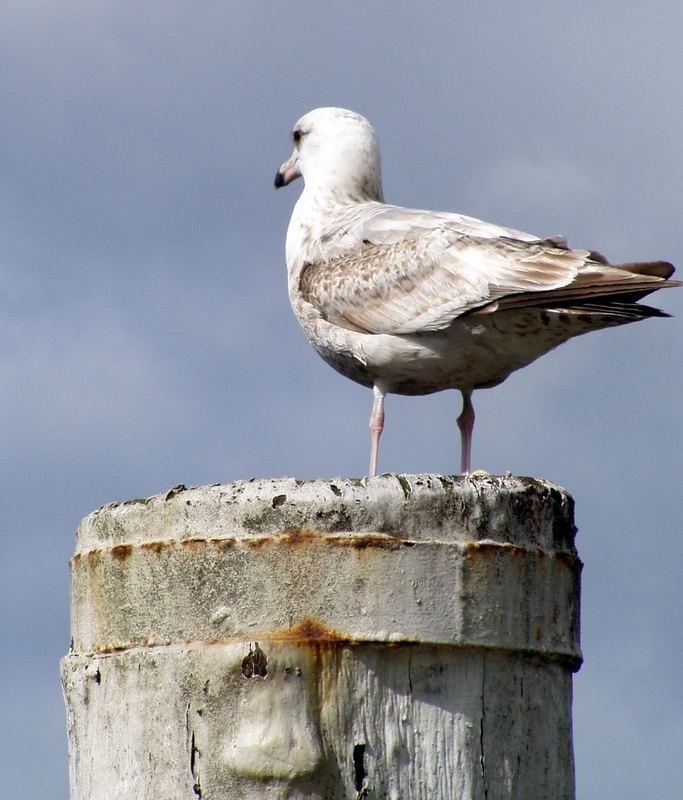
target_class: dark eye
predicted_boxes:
[292,129,302,143]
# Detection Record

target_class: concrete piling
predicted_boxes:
[62,474,581,799]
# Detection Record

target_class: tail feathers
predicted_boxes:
[612,261,680,304]
[488,259,681,314]
[615,260,676,280]
[571,300,671,321]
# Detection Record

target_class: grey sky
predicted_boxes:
[2,2,681,797]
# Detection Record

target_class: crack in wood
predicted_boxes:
[353,742,368,797]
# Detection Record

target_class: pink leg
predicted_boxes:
[457,389,475,474]
[368,385,385,477]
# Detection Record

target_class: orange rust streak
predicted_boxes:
[336,534,406,550]
[141,540,166,554]
[77,622,353,655]
[110,544,133,561]
[281,529,321,545]
[72,532,416,563]
[246,530,411,550]
[464,541,531,558]
[242,529,325,548]
[179,537,218,550]
[268,617,350,642]
[463,541,580,568]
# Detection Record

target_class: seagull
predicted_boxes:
[275,107,680,476]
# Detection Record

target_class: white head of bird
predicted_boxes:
[275,107,384,204]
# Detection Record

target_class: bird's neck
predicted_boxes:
[284,187,381,289]
[303,168,384,205]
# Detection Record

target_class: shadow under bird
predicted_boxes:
[275,107,680,476]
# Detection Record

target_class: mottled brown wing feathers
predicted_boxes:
[299,226,678,335]
[299,231,587,335]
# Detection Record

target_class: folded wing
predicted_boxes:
[299,205,676,335]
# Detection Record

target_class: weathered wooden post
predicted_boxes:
[61,474,581,799]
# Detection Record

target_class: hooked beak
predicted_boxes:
[274,153,301,189]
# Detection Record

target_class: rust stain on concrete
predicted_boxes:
[76,621,356,656]
[463,541,580,569]
[110,544,133,561]
[267,617,351,643]
[245,529,413,550]
[141,541,166,554]
[464,541,534,559]
[72,531,419,565]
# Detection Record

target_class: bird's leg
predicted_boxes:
[368,385,385,477]
[457,389,475,474]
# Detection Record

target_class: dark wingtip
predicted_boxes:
[274,170,285,189]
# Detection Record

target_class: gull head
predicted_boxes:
[275,107,384,203]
